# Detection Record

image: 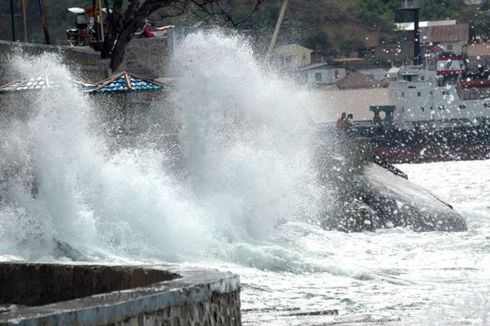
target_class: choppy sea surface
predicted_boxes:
[229,159,490,325]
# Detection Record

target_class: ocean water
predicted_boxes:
[0,32,489,325]
[233,159,490,325]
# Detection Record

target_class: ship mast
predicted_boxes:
[399,0,421,65]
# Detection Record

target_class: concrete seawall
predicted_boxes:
[0,263,241,326]
[0,37,171,84]
[0,40,108,83]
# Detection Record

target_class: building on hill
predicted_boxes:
[299,63,346,86]
[397,20,469,54]
[272,44,314,70]
[335,71,381,90]
[420,24,469,54]
[371,20,469,64]
[333,57,366,70]
[359,69,390,83]
[465,42,490,70]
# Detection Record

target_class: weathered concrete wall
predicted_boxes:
[0,40,109,83]
[0,264,178,306]
[0,263,241,326]
[106,291,240,326]
[117,37,172,78]
[0,37,171,85]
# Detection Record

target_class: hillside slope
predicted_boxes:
[0,0,488,56]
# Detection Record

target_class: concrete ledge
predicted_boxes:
[0,263,241,326]
[0,40,107,82]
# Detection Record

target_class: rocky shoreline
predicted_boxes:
[316,132,467,232]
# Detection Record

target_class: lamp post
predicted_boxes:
[21,0,27,42]
[9,0,16,41]
[38,0,51,44]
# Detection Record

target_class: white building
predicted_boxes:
[273,44,314,70]
[300,63,346,86]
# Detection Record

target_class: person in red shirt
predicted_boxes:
[336,112,347,129]
[143,22,154,38]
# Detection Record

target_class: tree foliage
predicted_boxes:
[100,0,262,70]
[1,0,490,64]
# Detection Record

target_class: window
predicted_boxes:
[484,103,490,108]
[459,105,466,110]
[401,92,405,97]
[442,90,449,95]
[335,70,339,78]
[315,72,322,82]
[420,107,425,112]
[417,92,421,97]
[447,44,453,51]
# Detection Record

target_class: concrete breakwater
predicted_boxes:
[0,263,241,326]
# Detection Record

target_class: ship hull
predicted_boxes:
[373,143,490,163]
[364,125,490,163]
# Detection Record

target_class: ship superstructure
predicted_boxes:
[351,53,490,163]
[390,61,490,131]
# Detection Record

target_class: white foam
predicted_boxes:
[0,31,324,262]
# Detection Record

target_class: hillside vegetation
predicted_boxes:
[227,0,490,56]
[1,0,489,56]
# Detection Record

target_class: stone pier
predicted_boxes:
[0,263,241,326]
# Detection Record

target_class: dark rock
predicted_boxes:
[316,132,467,232]
[357,163,466,231]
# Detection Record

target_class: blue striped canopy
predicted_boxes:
[90,72,167,93]
[0,76,94,94]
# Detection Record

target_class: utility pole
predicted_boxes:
[97,0,104,42]
[38,0,51,44]
[92,0,98,42]
[21,0,27,42]
[92,0,104,44]
[265,0,289,62]
[9,0,16,41]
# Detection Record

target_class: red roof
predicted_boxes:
[336,72,380,89]
[420,24,469,43]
